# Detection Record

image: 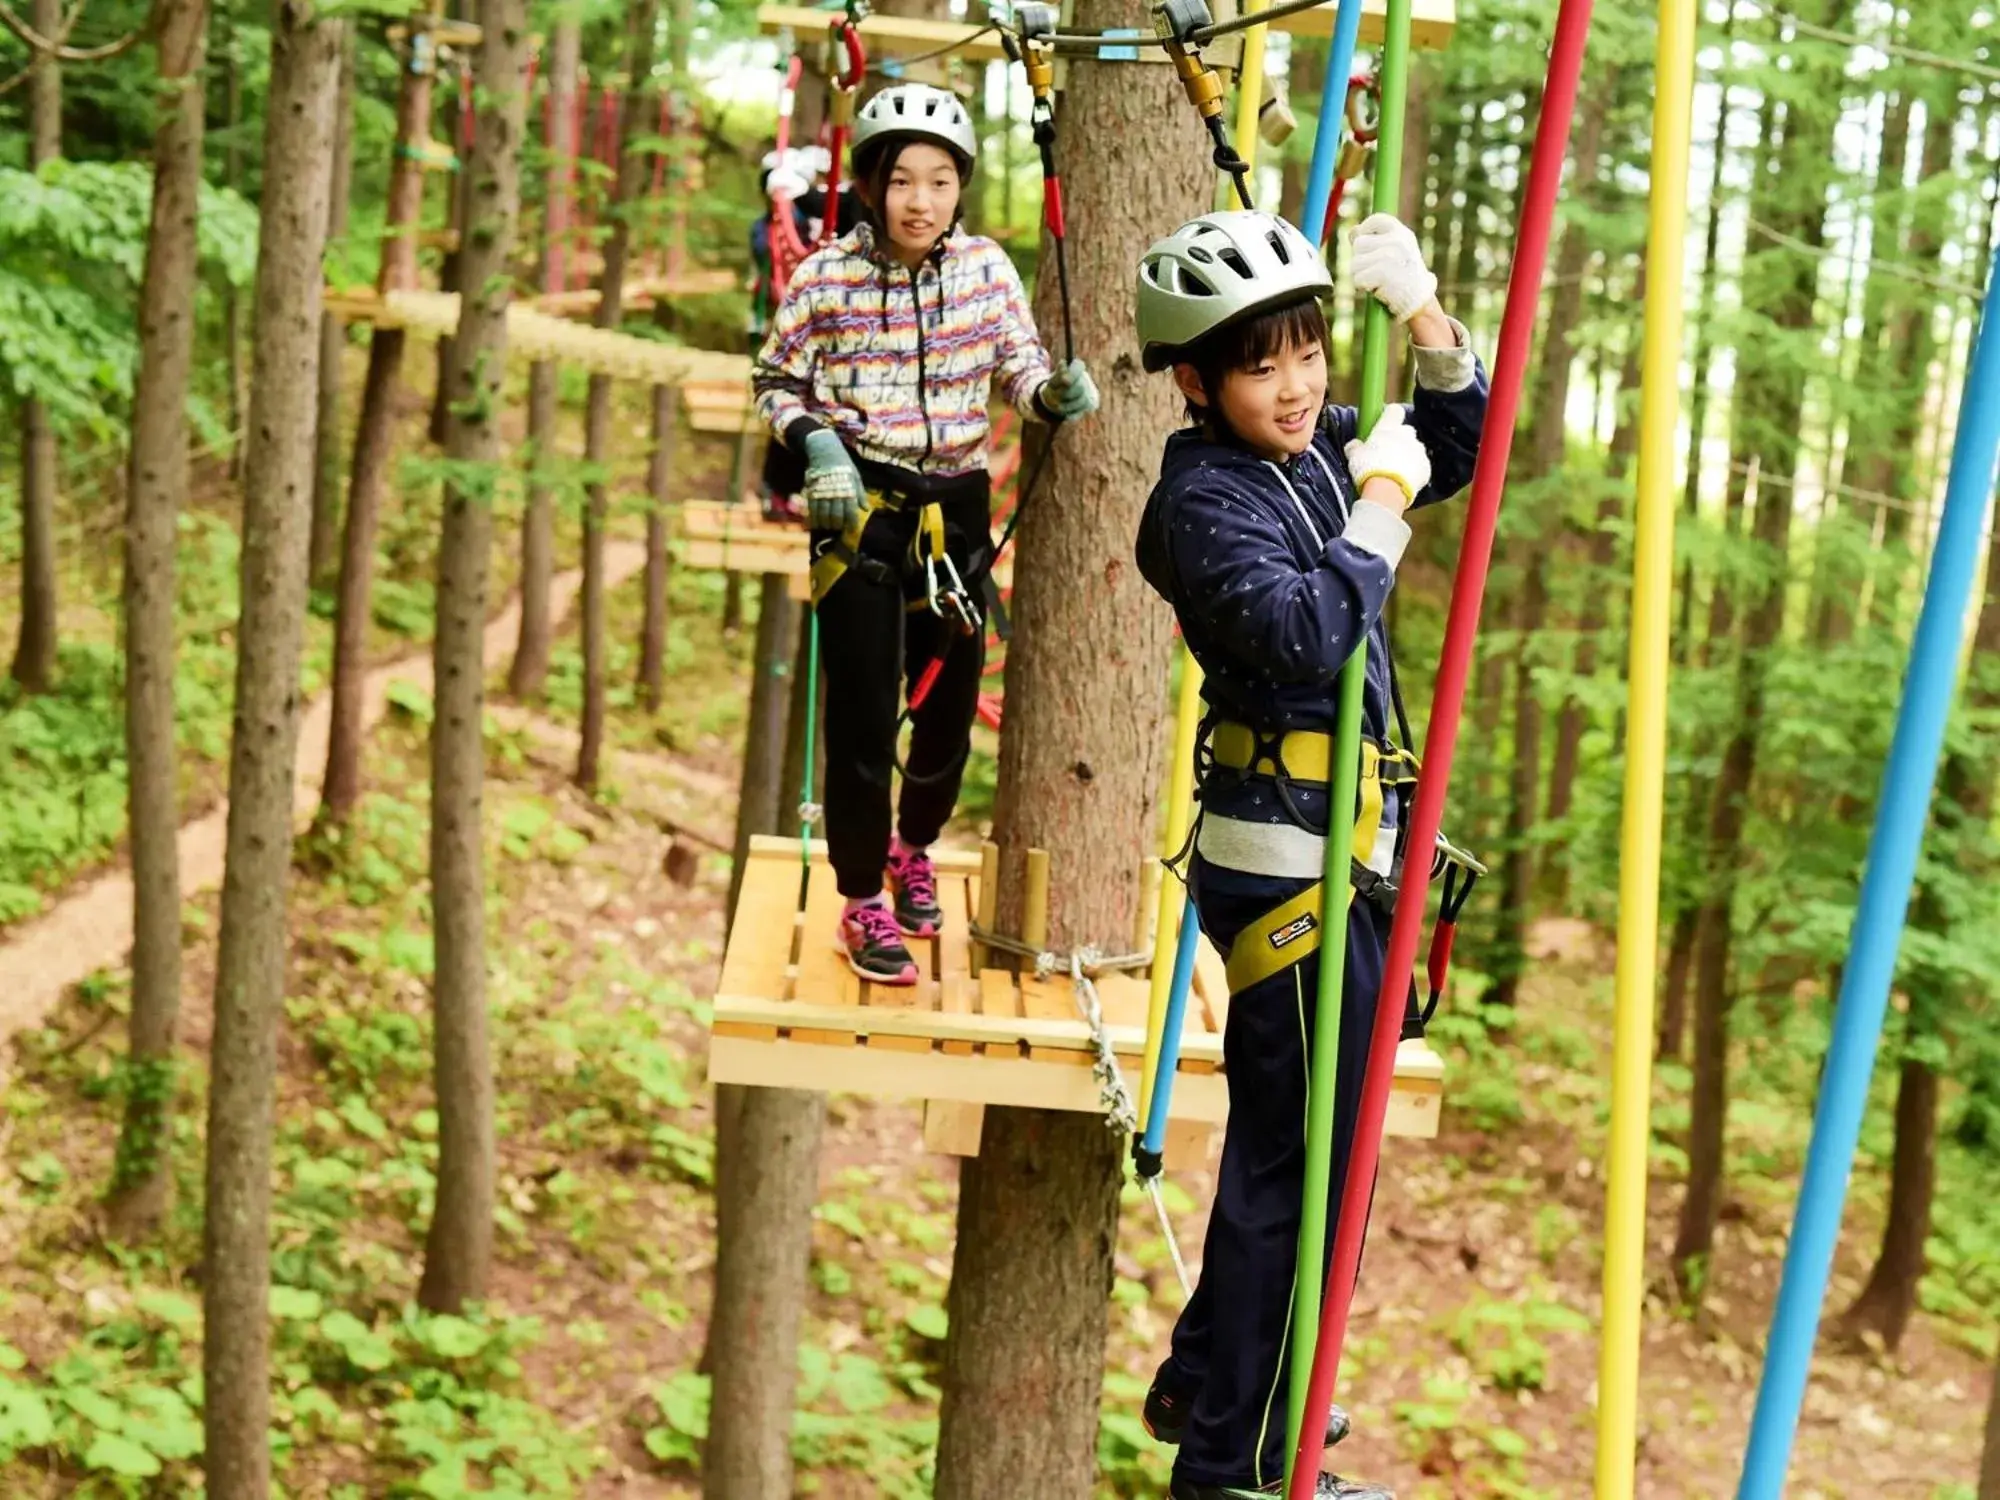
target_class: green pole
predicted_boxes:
[1285,0,1412,1459]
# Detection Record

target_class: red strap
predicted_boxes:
[909,654,947,713]
[1425,920,1456,1007]
[1043,175,1067,239]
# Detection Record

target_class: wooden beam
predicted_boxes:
[756,0,1455,63]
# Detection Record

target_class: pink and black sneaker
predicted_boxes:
[839,900,920,986]
[885,843,943,938]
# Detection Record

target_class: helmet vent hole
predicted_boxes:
[1266,231,1291,264]
[1217,247,1253,280]
[1188,245,1214,263]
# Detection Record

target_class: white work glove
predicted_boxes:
[1343,406,1431,513]
[801,429,865,532]
[766,164,811,202]
[1039,358,1100,421]
[1350,212,1438,325]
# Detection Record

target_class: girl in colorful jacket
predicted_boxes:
[754,83,1100,983]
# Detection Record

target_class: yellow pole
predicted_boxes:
[1140,6,1271,1126]
[1595,0,1695,1493]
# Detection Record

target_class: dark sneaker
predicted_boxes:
[1145,1384,1350,1450]
[839,902,919,986]
[885,844,943,938]
[1169,1475,1393,1499]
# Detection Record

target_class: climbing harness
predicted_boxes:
[968,920,1194,1299]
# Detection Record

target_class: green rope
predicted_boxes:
[1284,0,1411,1467]
[799,607,821,883]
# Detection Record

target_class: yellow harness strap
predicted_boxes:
[1221,740,1389,994]
[807,491,949,609]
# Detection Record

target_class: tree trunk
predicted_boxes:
[1673,1,1736,665]
[932,4,1200,1489]
[309,27,358,588]
[1487,84,1605,1004]
[1547,256,1645,829]
[106,0,209,1241]
[702,1084,825,1499]
[576,0,658,793]
[418,0,528,1316]
[506,19,579,703]
[1672,0,1851,1293]
[1657,905,1696,1061]
[724,575,796,917]
[705,575,813,1500]
[1277,40,1324,228]
[10,0,62,695]
[222,6,246,471]
[1840,469,2000,1351]
[201,12,340,1494]
[638,382,676,711]
[1983,1343,2000,1500]
[319,25,440,823]
[429,2,480,447]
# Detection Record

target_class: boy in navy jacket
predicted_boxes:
[1130,210,1488,1499]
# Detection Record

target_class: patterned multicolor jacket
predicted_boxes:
[754,223,1056,478]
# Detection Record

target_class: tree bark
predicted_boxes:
[320,24,441,823]
[1487,84,1605,1005]
[932,8,1200,1490]
[1673,1,1736,666]
[10,0,62,695]
[702,1083,825,1499]
[106,0,209,1241]
[309,26,358,588]
[417,0,528,1316]
[428,0,481,446]
[638,382,676,712]
[1672,3,1851,1285]
[1839,467,2000,1351]
[1981,1339,2000,1498]
[724,576,796,917]
[222,5,246,472]
[201,11,340,1494]
[1547,256,1645,829]
[576,0,658,792]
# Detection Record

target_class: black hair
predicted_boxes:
[1178,295,1330,425]
[853,135,971,238]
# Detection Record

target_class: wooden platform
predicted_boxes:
[709,838,1446,1150]
[675,503,812,600]
[533,268,739,319]
[755,0,1454,59]
[324,287,751,386]
[682,380,755,435]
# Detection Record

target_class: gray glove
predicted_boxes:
[1039,358,1100,422]
[801,429,865,533]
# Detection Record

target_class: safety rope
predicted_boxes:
[969,923,1194,1298]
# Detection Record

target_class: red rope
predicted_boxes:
[1285,0,1598,1489]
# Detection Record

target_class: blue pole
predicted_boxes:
[1297,0,1368,238]
[1139,892,1204,1170]
[1734,244,2000,1500]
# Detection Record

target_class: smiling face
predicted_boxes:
[874,141,962,266]
[1173,326,1328,461]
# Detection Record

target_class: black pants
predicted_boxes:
[1160,857,1390,1491]
[811,476,990,900]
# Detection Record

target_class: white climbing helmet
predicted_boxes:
[850,83,978,176]
[1135,210,1333,372]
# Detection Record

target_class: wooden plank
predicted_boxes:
[741,834,979,873]
[1191,931,1231,1038]
[922,1099,985,1156]
[713,847,802,1040]
[757,3,1013,60]
[1020,974,1091,1066]
[710,1033,1232,1120]
[790,860,859,1043]
[1163,1117,1217,1172]
[976,967,1022,1058]
[938,878,976,1058]
[1217,0,1455,46]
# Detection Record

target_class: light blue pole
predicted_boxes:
[1297,0,1368,239]
[1140,892,1204,1169]
[1735,243,2000,1500]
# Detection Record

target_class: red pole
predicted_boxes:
[1284,0,1598,1491]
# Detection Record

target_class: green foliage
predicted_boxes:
[0,160,257,434]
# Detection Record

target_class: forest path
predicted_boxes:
[0,540,649,1077]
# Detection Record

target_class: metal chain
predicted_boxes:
[968,922,1196,1298]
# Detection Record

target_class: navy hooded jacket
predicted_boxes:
[1135,349,1489,853]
